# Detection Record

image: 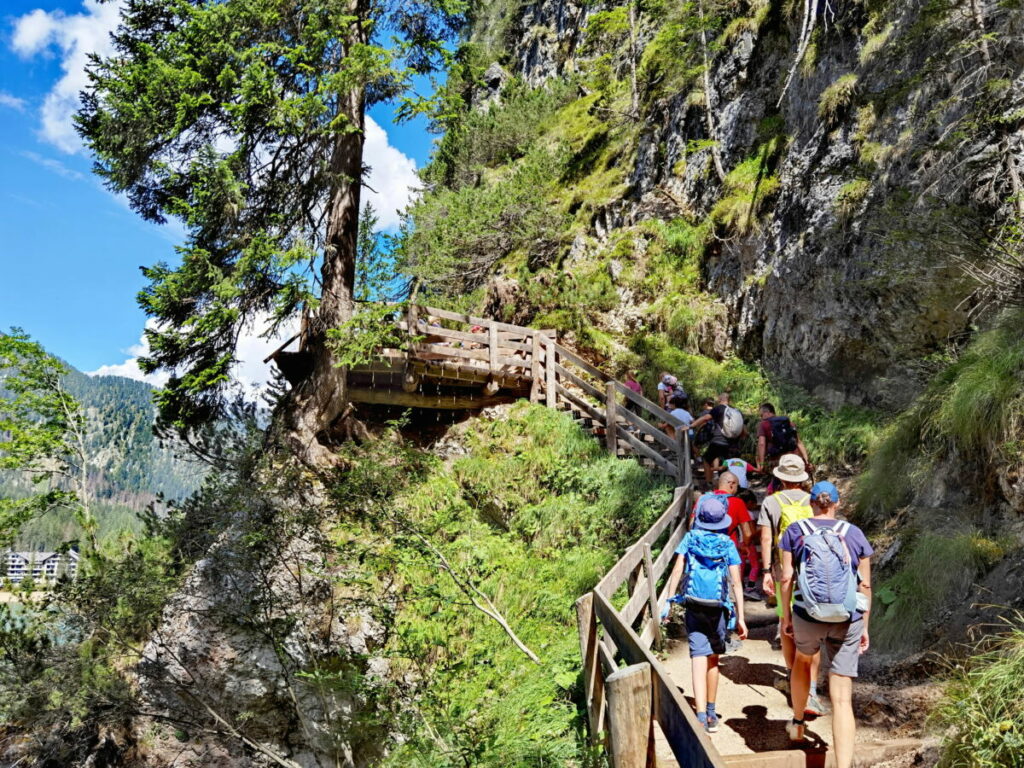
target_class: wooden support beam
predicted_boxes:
[347,388,513,410]
[575,593,606,743]
[546,337,557,408]
[605,381,619,453]
[530,333,542,403]
[642,544,663,651]
[674,427,688,486]
[488,323,499,371]
[604,663,652,768]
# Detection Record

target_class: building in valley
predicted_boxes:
[3,550,80,584]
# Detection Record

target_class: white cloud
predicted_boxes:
[12,0,122,154]
[89,315,298,394]
[363,116,419,231]
[0,92,26,111]
[21,150,84,180]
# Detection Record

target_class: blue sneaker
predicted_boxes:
[705,711,720,733]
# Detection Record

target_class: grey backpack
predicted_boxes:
[795,519,859,623]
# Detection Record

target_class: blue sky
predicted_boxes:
[0,0,436,384]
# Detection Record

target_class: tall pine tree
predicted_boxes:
[78,0,465,467]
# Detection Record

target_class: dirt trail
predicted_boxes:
[651,480,938,765]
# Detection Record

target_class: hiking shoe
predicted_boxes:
[696,712,710,733]
[705,712,720,733]
[743,583,761,601]
[804,694,827,717]
[772,675,790,695]
[786,719,806,742]
[725,635,743,653]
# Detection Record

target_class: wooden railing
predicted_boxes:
[399,305,692,484]
[575,481,729,768]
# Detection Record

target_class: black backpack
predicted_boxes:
[767,415,798,456]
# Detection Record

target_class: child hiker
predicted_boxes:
[663,494,748,733]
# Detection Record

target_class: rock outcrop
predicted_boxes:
[493,0,1024,407]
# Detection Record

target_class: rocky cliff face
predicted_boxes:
[487,0,1024,407]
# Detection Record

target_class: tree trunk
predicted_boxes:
[286,3,369,469]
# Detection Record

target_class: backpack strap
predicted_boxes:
[795,518,815,537]
[834,520,851,537]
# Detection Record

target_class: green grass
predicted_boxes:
[818,74,859,125]
[332,403,672,767]
[873,532,1006,652]
[937,618,1024,765]
[934,614,1024,766]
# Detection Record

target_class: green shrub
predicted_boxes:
[859,23,893,65]
[873,532,1006,651]
[835,178,871,221]
[710,154,781,235]
[818,74,858,125]
[935,615,1024,767]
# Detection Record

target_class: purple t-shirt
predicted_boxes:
[779,517,873,622]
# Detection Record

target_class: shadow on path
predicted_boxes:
[725,705,829,754]
[719,654,788,689]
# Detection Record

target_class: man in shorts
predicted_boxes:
[756,453,825,716]
[779,481,873,768]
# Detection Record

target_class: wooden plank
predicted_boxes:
[576,593,605,743]
[347,388,514,409]
[617,429,676,476]
[605,663,652,768]
[412,343,489,362]
[555,363,605,401]
[558,384,606,423]
[597,491,687,598]
[673,428,686,486]
[621,572,654,626]
[546,337,557,408]
[488,324,499,371]
[592,591,726,768]
[554,343,607,381]
[643,544,663,651]
[617,405,679,452]
[605,381,619,454]
[530,333,542,403]
[615,381,684,427]
[653,518,687,586]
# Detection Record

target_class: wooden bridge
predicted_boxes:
[270,304,920,768]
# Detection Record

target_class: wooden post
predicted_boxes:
[576,593,606,742]
[605,663,652,768]
[488,323,499,372]
[530,332,542,402]
[683,428,692,487]
[407,303,419,337]
[674,427,687,486]
[605,381,619,453]
[642,544,663,651]
[546,336,557,408]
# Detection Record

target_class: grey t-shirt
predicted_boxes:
[757,489,810,570]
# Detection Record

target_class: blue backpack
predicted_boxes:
[680,530,734,612]
[795,519,859,623]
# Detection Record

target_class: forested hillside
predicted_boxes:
[0,363,202,548]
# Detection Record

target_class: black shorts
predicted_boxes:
[703,442,732,466]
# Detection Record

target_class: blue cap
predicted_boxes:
[809,481,840,504]
[694,494,732,531]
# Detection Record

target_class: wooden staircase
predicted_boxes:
[269,303,692,485]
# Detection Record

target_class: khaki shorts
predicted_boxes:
[792,613,864,678]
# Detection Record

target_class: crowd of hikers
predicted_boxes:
[631,374,871,768]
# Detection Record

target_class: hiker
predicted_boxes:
[689,392,747,487]
[657,372,686,409]
[756,453,826,716]
[711,472,759,601]
[693,397,715,458]
[756,403,812,489]
[660,393,693,440]
[779,481,872,768]
[623,370,644,415]
[663,494,748,734]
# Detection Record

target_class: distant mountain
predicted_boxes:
[1,364,205,549]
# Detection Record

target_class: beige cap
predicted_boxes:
[773,453,809,483]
